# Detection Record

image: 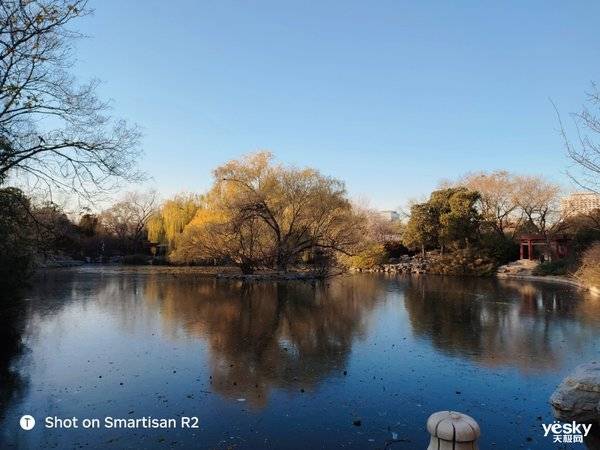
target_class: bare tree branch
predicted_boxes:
[0,0,143,198]
[553,86,600,193]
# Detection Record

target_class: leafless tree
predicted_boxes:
[555,83,600,193]
[513,175,563,237]
[100,191,157,252]
[459,170,520,237]
[0,0,142,198]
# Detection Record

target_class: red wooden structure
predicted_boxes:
[519,234,570,261]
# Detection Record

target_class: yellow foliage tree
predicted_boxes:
[146,193,203,248]
[171,205,274,273]
[174,152,364,274]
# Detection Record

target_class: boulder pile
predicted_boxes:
[351,255,429,274]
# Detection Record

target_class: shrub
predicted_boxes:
[383,241,409,258]
[344,244,387,269]
[576,242,600,288]
[533,260,569,276]
[478,232,519,265]
[572,228,600,255]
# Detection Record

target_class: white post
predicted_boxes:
[426,411,480,450]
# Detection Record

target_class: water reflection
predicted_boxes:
[142,275,385,407]
[3,270,600,449]
[403,276,600,372]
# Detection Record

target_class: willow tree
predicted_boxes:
[0,0,141,196]
[171,207,274,273]
[146,193,203,248]
[175,152,363,273]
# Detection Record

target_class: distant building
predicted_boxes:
[561,192,600,216]
[379,210,400,222]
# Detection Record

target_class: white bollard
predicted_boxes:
[426,411,481,450]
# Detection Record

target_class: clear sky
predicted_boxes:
[71,0,600,210]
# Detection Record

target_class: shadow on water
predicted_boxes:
[0,289,28,425]
[0,270,83,434]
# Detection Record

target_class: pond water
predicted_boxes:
[1,268,599,449]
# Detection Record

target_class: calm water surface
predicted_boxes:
[1,268,599,449]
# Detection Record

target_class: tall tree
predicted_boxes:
[403,188,480,255]
[173,152,363,273]
[460,171,519,236]
[402,203,439,256]
[146,193,203,248]
[0,0,141,196]
[439,188,481,249]
[99,191,157,253]
[512,175,561,237]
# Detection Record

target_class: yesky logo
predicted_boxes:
[542,421,592,444]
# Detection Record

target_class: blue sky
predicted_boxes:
[71,0,600,209]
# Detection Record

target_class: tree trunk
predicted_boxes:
[240,262,254,275]
[276,251,288,272]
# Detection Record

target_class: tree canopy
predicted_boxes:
[171,152,363,273]
[146,193,203,248]
[403,187,481,255]
[99,191,157,253]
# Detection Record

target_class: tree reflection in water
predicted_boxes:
[143,275,385,407]
[4,270,600,450]
[402,275,600,372]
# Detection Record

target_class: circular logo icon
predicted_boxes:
[20,415,35,430]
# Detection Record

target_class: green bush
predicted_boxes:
[532,260,569,276]
[478,232,519,265]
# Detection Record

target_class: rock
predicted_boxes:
[550,362,600,422]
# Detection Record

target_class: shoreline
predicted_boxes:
[36,264,335,281]
[36,264,600,294]
[496,272,600,295]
